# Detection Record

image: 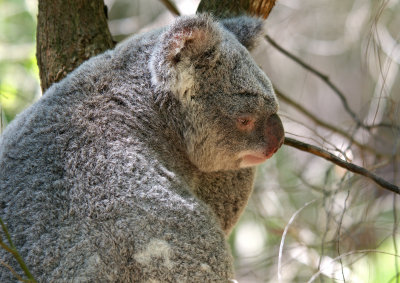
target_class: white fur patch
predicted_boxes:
[200,263,212,272]
[134,239,173,270]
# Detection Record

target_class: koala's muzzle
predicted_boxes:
[264,114,284,158]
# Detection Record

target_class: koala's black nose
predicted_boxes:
[264,114,284,157]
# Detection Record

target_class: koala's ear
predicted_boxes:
[221,16,264,50]
[150,15,221,99]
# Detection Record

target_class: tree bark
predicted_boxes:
[36,0,114,92]
[197,0,277,19]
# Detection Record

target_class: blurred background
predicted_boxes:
[1,0,399,282]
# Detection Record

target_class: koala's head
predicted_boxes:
[150,14,284,172]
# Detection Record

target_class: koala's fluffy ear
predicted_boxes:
[221,16,264,50]
[150,15,221,99]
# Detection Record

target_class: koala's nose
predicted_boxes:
[264,114,284,157]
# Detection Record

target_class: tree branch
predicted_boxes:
[37,0,114,92]
[284,137,400,194]
[159,0,180,16]
[276,89,379,155]
[265,35,365,128]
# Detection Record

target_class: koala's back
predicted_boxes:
[0,28,233,282]
[0,13,281,282]
[0,50,110,280]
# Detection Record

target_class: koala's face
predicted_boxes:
[150,15,284,172]
[190,98,283,172]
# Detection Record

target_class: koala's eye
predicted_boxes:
[236,116,255,132]
[238,118,250,125]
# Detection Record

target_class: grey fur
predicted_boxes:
[221,16,264,49]
[0,14,282,282]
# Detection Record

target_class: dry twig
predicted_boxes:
[307,249,400,283]
[159,0,180,16]
[265,35,365,128]
[284,137,400,194]
[0,259,27,282]
[0,218,37,282]
[276,89,379,154]
[278,199,317,282]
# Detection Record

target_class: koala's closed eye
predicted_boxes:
[236,115,255,132]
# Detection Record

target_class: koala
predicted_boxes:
[0,14,284,282]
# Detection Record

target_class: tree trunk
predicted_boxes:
[36,0,114,92]
[197,0,276,19]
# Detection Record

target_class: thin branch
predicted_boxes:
[0,241,15,255]
[0,218,37,282]
[336,188,350,282]
[283,127,353,162]
[307,249,400,283]
[278,199,317,282]
[365,122,400,131]
[276,89,379,155]
[284,137,400,194]
[0,218,13,247]
[265,35,365,128]
[0,259,27,282]
[159,0,180,16]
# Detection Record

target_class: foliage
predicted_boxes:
[0,0,39,131]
